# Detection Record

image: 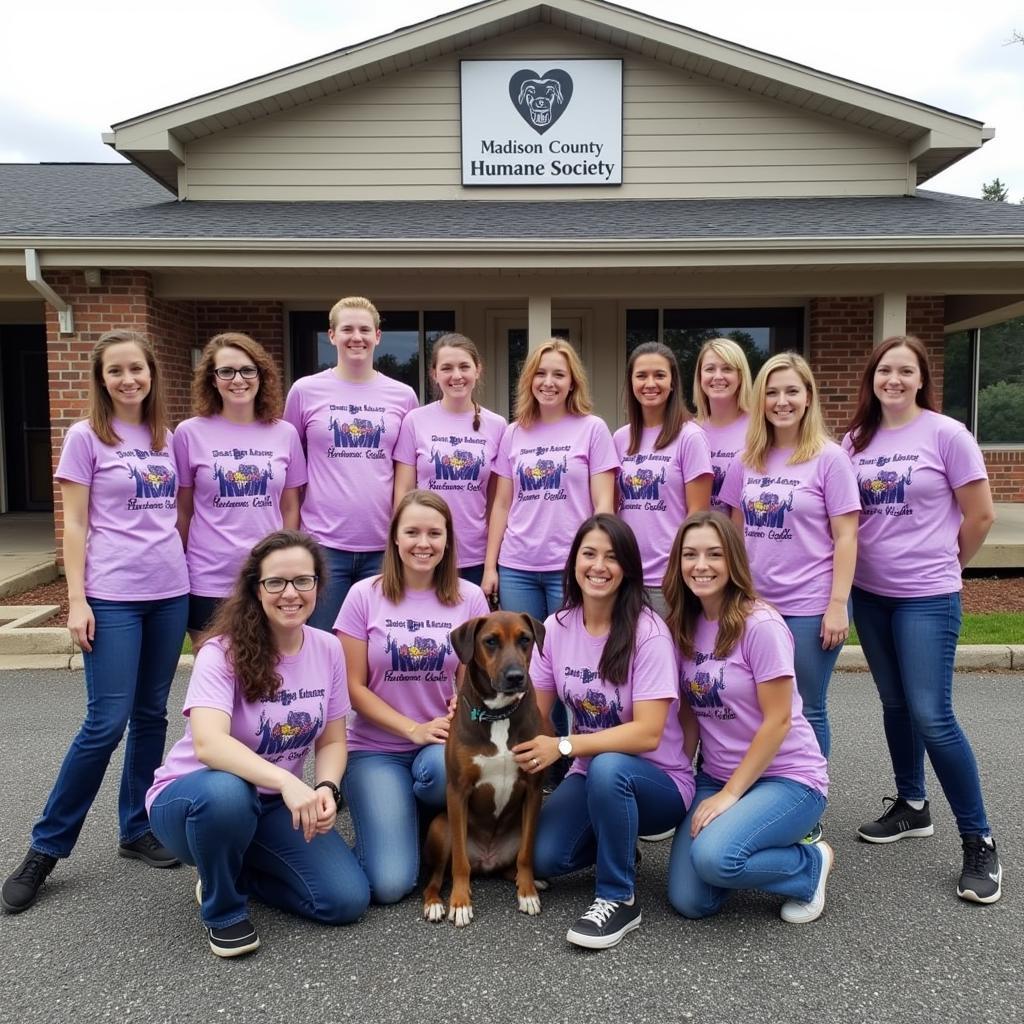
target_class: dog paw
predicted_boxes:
[423,900,446,923]
[517,892,541,916]
[448,903,474,927]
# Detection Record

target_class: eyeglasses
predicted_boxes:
[258,575,318,593]
[213,365,260,381]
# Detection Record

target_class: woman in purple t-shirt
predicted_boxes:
[175,332,306,638]
[844,336,1001,904]
[511,515,693,950]
[615,342,712,616]
[394,334,506,587]
[2,331,188,915]
[664,511,832,924]
[335,491,488,905]
[147,531,369,957]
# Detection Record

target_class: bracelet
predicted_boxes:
[314,780,341,808]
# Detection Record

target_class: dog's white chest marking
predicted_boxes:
[472,719,517,817]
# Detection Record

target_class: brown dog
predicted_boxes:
[422,611,546,927]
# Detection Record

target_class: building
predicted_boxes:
[1,0,1023,543]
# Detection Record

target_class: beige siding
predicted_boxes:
[183,25,911,202]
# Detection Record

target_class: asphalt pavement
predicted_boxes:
[0,669,1020,1024]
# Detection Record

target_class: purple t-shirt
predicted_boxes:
[495,415,620,572]
[531,606,695,805]
[700,415,750,512]
[335,576,490,754]
[614,422,713,585]
[719,442,861,616]
[842,410,988,597]
[394,403,507,567]
[284,370,418,551]
[680,605,828,796]
[145,625,349,811]
[173,416,307,596]
[54,419,188,601]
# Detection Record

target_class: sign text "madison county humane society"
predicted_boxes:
[461,60,623,186]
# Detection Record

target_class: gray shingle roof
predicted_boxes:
[3,163,1024,241]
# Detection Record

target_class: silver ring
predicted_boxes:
[532,758,539,767]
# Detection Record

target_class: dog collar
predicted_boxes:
[464,694,523,723]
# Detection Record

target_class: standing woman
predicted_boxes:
[693,338,753,512]
[147,531,369,958]
[664,512,832,924]
[615,342,713,616]
[512,515,693,949]
[718,353,860,765]
[844,336,1001,903]
[284,296,418,631]
[483,338,618,621]
[2,331,188,914]
[335,491,489,905]
[175,333,306,638]
[394,334,506,586]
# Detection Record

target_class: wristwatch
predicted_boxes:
[314,780,341,808]
[557,736,573,758]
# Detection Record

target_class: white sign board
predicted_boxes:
[461,59,623,186]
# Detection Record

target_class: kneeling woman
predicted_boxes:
[512,515,693,950]
[147,531,369,958]
[664,511,831,924]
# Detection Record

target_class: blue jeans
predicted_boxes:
[668,771,827,918]
[342,746,447,905]
[782,612,846,759]
[308,547,384,633]
[459,564,485,587]
[149,769,369,928]
[31,594,188,858]
[851,587,989,836]
[533,754,687,901]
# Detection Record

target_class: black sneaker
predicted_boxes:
[208,919,261,958]
[118,832,180,868]
[2,850,58,913]
[566,897,641,949]
[958,835,1002,904]
[801,822,824,845]
[857,797,934,844]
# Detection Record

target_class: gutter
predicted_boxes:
[24,248,73,334]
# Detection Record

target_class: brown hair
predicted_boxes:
[88,330,168,450]
[430,333,483,431]
[623,342,690,455]
[202,530,326,703]
[663,511,759,660]
[379,490,461,605]
[513,338,592,427]
[847,335,937,454]
[329,296,380,330]
[191,332,283,422]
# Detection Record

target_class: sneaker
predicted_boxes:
[566,897,641,949]
[857,797,934,844]
[208,919,260,958]
[781,841,833,924]
[958,835,1002,904]
[195,876,202,906]
[1,850,58,914]
[118,832,180,868]
[639,828,676,843]
[801,822,824,845]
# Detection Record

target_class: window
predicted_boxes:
[289,309,456,402]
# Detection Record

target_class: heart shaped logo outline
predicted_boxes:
[508,69,574,135]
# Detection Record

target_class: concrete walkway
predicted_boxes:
[0,512,56,598]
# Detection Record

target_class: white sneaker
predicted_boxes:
[781,841,833,924]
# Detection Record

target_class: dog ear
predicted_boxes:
[450,617,483,665]
[520,613,545,654]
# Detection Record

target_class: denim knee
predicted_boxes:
[191,771,260,828]
[365,863,417,906]
[313,874,371,925]
[668,881,716,920]
[689,831,745,889]
[412,746,447,809]
[585,752,635,795]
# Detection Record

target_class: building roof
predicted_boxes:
[3,163,1024,245]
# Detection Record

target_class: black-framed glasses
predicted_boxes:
[258,575,318,594]
[213,365,260,381]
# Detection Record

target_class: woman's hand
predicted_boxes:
[409,716,451,746]
[67,597,96,653]
[690,790,739,837]
[314,787,338,835]
[481,567,499,603]
[512,734,560,774]
[280,775,322,842]
[820,600,849,651]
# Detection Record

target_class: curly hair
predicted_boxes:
[191,332,283,422]
[201,530,326,703]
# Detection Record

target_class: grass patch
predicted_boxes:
[182,635,193,656]
[849,613,1024,646]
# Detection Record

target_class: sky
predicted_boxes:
[1,0,1022,201]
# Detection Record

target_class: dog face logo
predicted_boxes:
[508,69,573,134]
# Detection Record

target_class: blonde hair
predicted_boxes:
[513,339,592,427]
[743,352,828,472]
[329,296,380,330]
[692,338,754,421]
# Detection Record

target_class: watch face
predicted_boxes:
[558,738,572,757]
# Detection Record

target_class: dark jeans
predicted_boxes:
[308,547,384,632]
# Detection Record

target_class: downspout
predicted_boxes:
[24,248,74,334]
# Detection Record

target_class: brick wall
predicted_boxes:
[984,450,1024,501]
[807,297,874,435]
[195,302,286,369]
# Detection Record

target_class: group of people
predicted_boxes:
[1,295,1002,958]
